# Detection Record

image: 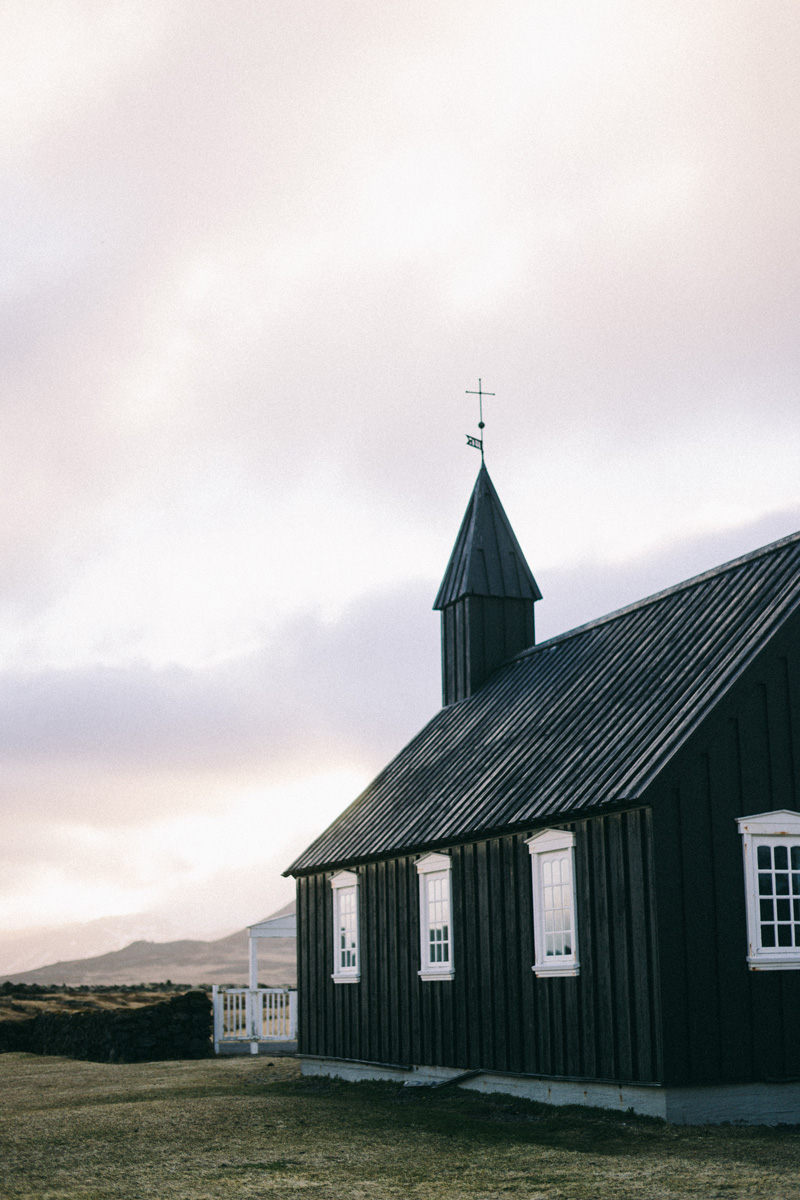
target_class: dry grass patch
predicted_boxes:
[0,1053,799,1199]
[0,991,188,1023]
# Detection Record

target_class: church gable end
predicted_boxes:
[644,605,800,1091]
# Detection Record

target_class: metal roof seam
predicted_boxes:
[513,532,800,663]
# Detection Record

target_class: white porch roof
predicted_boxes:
[247,913,297,939]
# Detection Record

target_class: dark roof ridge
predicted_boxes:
[516,525,800,661]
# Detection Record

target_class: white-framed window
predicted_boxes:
[737,810,800,971]
[526,828,579,978]
[330,869,360,983]
[416,852,454,980]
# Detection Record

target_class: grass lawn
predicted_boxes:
[1,1054,799,1199]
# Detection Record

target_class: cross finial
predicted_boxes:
[466,378,494,463]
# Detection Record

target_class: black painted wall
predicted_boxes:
[297,608,800,1090]
[440,595,535,705]
[296,808,662,1084]
[648,608,800,1088]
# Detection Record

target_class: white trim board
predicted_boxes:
[526,828,579,978]
[737,809,800,971]
[330,869,360,984]
[416,851,455,981]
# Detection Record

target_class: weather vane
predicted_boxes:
[466,379,494,463]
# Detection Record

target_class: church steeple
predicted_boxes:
[434,465,541,705]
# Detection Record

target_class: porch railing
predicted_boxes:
[212,986,297,1053]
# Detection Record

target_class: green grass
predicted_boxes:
[0,1053,799,1198]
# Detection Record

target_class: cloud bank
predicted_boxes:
[2,1,800,967]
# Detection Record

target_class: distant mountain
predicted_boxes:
[0,911,187,976]
[0,903,296,988]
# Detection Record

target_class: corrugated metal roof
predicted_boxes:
[287,530,800,875]
[433,465,542,608]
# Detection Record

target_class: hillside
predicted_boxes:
[0,904,296,988]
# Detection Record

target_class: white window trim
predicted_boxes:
[330,869,360,983]
[737,810,800,971]
[526,828,579,978]
[416,851,455,981]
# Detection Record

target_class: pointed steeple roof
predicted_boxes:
[434,465,542,609]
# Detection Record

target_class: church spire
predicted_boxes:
[434,466,541,706]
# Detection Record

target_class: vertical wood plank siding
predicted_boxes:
[296,808,661,1084]
[650,622,800,1087]
[441,596,535,705]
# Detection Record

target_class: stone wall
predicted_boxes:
[0,990,212,1062]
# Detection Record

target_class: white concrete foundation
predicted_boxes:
[299,1057,800,1124]
[217,1040,297,1056]
[301,1056,412,1084]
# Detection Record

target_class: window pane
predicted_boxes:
[751,839,800,957]
[337,887,357,971]
[539,851,573,962]
[425,871,450,967]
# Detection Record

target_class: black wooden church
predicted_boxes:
[286,465,800,1123]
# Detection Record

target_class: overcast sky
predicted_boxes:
[2,0,800,973]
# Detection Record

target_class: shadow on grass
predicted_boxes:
[259,1076,800,1162]
[23,1055,799,1174]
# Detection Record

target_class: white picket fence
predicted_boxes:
[212,986,297,1053]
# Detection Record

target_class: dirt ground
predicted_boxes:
[1,1052,799,1199]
